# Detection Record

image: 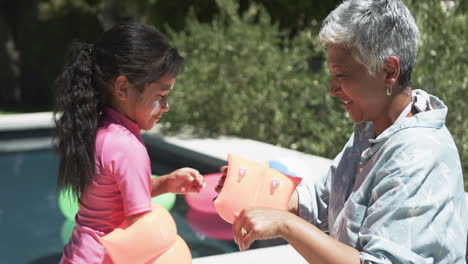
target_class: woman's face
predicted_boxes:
[327,45,388,123]
[128,72,175,130]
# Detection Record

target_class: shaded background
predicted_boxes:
[0,1,467,183]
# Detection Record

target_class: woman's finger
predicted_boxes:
[220,165,228,174]
[232,210,247,246]
[238,211,254,250]
[217,175,226,186]
[231,211,241,244]
[232,213,240,244]
[240,228,256,251]
[215,175,226,193]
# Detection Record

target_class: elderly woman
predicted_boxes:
[217,0,468,263]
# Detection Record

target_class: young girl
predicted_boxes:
[54,23,204,263]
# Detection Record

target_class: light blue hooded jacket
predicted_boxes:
[296,90,468,263]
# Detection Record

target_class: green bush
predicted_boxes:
[164,0,352,159]
[164,0,468,190]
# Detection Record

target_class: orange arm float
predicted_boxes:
[214,154,302,224]
[99,204,191,264]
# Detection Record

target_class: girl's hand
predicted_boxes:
[215,166,228,193]
[232,208,290,251]
[165,167,204,194]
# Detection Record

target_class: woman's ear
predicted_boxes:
[113,76,130,101]
[383,56,401,87]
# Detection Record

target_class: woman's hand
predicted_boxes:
[232,208,291,251]
[164,167,204,194]
[215,165,228,193]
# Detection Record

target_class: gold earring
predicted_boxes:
[386,85,392,96]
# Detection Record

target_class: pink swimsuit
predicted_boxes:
[60,107,152,263]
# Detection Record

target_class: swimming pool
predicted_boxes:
[0,128,285,263]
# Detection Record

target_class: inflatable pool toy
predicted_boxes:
[58,175,176,221]
[99,204,191,264]
[61,220,75,245]
[151,174,177,211]
[147,236,191,264]
[214,154,302,224]
[152,192,176,211]
[268,160,297,177]
[186,208,233,240]
[58,189,79,221]
[185,173,222,214]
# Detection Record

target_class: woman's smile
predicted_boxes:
[340,98,353,112]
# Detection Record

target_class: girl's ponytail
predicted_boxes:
[53,42,100,198]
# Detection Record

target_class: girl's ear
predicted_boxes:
[383,56,400,87]
[113,76,130,101]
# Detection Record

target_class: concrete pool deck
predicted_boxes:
[144,127,332,182]
[193,244,308,264]
[0,112,54,151]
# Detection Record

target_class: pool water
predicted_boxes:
[0,132,285,263]
[1,148,64,264]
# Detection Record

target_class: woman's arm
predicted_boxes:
[282,213,360,264]
[233,208,360,264]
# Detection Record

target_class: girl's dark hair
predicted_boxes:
[53,23,184,198]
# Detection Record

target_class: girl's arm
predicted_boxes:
[151,168,204,196]
[129,168,202,224]
[151,175,168,197]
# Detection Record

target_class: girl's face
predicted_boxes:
[127,72,175,130]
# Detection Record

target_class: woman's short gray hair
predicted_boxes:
[319,0,420,88]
